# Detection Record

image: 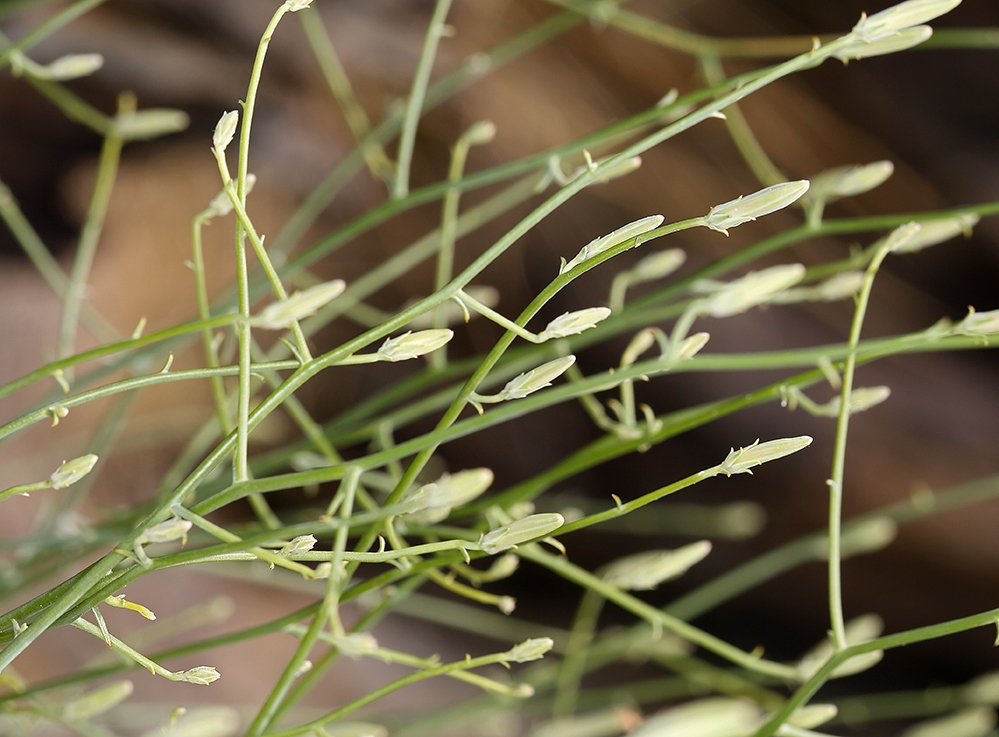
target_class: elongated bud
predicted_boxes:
[142,517,193,544]
[899,707,997,737]
[704,180,809,235]
[377,329,454,361]
[463,120,497,146]
[114,109,190,141]
[498,356,575,401]
[676,332,710,359]
[403,468,494,524]
[852,0,962,42]
[279,535,317,556]
[631,249,686,282]
[478,513,564,554]
[561,215,664,274]
[788,704,838,730]
[810,161,894,200]
[49,454,98,489]
[602,541,712,591]
[963,671,999,705]
[62,680,134,721]
[501,637,554,663]
[284,0,314,10]
[813,271,865,301]
[954,307,999,337]
[719,436,813,476]
[891,213,979,253]
[885,221,923,253]
[253,280,346,329]
[701,264,806,317]
[181,666,221,685]
[797,614,884,680]
[38,53,104,80]
[213,110,239,152]
[538,307,611,341]
[630,698,764,737]
[837,25,932,61]
[336,632,379,658]
[206,174,256,218]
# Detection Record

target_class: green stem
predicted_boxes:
[393,0,454,199]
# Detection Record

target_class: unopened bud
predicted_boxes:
[114,109,189,141]
[181,666,221,685]
[899,707,996,737]
[538,307,611,341]
[954,308,999,337]
[810,161,894,200]
[891,213,979,254]
[788,704,838,729]
[602,541,712,591]
[213,110,239,152]
[798,614,884,680]
[49,454,98,489]
[62,680,134,721]
[962,671,999,705]
[253,280,346,329]
[852,0,961,42]
[836,25,933,61]
[501,637,554,663]
[377,329,454,361]
[284,0,314,10]
[700,264,806,317]
[631,249,686,282]
[719,436,813,476]
[497,356,575,401]
[463,120,497,146]
[704,180,809,235]
[143,517,193,544]
[478,513,564,554]
[403,468,494,524]
[676,332,710,359]
[561,215,664,274]
[630,698,763,737]
[279,535,317,556]
[39,53,104,80]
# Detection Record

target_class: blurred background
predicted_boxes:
[2,0,998,733]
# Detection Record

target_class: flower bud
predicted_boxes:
[62,680,134,721]
[253,280,346,330]
[602,541,712,591]
[377,329,454,361]
[497,356,576,401]
[538,308,611,341]
[797,614,884,680]
[700,264,806,317]
[676,332,710,359]
[810,161,894,200]
[478,513,564,554]
[852,0,961,42]
[718,436,813,476]
[213,110,239,152]
[631,249,686,282]
[836,25,933,61]
[142,517,193,544]
[962,671,999,705]
[114,109,190,141]
[561,215,664,274]
[501,637,554,663]
[954,307,999,337]
[39,53,104,81]
[403,468,495,524]
[463,120,497,146]
[630,698,763,737]
[279,535,317,556]
[182,666,221,685]
[336,632,379,658]
[49,454,98,489]
[284,0,314,10]
[788,704,838,729]
[899,707,996,737]
[704,180,809,235]
[891,213,979,254]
